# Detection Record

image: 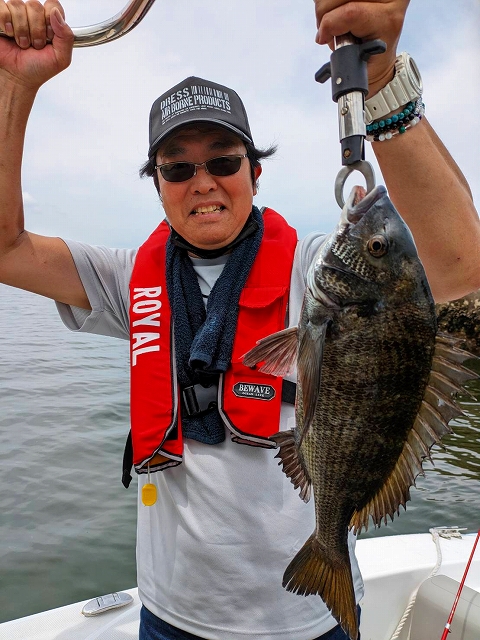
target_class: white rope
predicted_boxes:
[387,527,466,640]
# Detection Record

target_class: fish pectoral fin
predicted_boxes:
[350,334,478,535]
[297,320,328,445]
[270,430,312,502]
[283,534,358,640]
[242,326,298,377]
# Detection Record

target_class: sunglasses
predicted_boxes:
[155,154,247,183]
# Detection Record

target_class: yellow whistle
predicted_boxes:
[142,464,157,506]
[142,483,157,506]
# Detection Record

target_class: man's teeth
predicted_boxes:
[192,205,223,215]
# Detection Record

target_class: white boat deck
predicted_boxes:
[357,531,480,640]
[0,531,478,640]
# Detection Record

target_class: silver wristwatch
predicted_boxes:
[364,52,423,123]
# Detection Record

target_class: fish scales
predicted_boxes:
[303,309,432,516]
[243,185,478,640]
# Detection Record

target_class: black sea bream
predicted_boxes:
[244,185,477,639]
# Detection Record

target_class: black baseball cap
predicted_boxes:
[148,76,254,163]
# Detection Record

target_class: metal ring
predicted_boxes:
[334,160,376,209]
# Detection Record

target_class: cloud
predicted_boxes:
[20,0,480,246]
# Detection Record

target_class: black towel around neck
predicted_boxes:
[165,207,264,444]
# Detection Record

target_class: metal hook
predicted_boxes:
[334,160,376,209]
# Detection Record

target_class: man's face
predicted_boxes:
[155,127,261,251]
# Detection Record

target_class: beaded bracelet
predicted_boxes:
[366,98,425,142]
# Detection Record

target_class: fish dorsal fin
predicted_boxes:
[350,334,478,534]
[270,429,312,503]
[242,326,298,377]
[431,335,479,384]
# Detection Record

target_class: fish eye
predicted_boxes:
[367,235,389,257]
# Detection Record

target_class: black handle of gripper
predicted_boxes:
[315,39,387,103]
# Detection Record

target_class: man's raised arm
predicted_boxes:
[0,0,90,309]
[314,0,480,303]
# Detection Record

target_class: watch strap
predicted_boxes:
[365,52,423,123]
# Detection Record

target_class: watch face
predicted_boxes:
[407,56,423,94]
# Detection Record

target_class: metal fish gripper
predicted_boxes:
[316,34,386,208]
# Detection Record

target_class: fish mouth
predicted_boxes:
[312,277,366,311]
[322,261,372,284]
[311,185,389,307]
[341,184,387,225]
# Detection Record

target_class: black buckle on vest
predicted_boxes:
[281,379,296,405]
[182,383,218,417]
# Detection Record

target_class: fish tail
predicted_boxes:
[283,534,358,640]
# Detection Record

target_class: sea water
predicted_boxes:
[1,286,479,623]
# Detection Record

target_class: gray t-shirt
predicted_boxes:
[55,230,364,640]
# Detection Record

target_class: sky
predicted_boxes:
[21,0,480,249]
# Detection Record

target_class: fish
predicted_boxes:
[243,185,478,640]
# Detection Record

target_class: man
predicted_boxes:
[0,1,479,639]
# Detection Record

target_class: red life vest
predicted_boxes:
[129,208,297,472]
